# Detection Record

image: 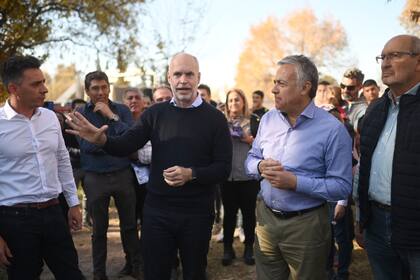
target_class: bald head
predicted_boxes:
[385,34,420,53]
[167,52,201,108]
[380,34,420,96]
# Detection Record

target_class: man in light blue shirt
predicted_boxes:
[357,34,420,280]
[245,55,352,280]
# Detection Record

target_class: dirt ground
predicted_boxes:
[1,211,373,280]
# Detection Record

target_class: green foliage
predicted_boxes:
[0,0,144,65]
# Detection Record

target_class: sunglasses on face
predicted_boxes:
[340,83,356,91]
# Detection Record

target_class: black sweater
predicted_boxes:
[104,101,233,214]
[358,86,420,249]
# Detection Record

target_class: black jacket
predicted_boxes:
[358,86,420,249]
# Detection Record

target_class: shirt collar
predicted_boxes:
[300,101,316,119]
[169,93,203,108]
[3,100,41,120]
[277,101,315,126]
[387,83,419,105]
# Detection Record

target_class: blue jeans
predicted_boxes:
[327,202,354,279]
[364,203,420,280]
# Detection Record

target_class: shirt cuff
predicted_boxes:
[62,185,80,207]
[295,175,312,194]
[246,159,262,180]
[337,200,348,206]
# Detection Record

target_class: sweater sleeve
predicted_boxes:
[195,115,232,184]
[103,109,153,157]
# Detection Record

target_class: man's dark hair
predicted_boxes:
[84,71,109,90]
[198,84,211,96]
[318,80,330,86]
[71,98,87,109]
[1,56,41,89]
[362,79,378,88]
[141,87,153,101]
[252,90,264,98]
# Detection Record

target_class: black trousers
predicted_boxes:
[214,184,222,224]
[221,180,260,246]
[0,204,84,280]
[84,168,141,277]
[134,183,148,225]
[141,203,214,280]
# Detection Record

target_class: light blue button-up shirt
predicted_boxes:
[0,101,79,207]
[170,93,203,107]
[245,101,352,212]
[368,83,419,205]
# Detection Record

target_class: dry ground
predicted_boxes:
[1,210,373,280]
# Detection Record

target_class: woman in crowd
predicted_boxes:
[221,88,260,266]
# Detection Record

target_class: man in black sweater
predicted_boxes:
[66,53,233,280]
[357,34,420,280]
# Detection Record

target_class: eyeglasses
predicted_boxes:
[340,83,356,91]
[375,52,419,63]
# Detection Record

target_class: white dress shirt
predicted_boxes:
[0,101,79,207]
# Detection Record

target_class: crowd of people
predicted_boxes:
[0,33,419,280]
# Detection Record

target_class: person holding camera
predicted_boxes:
[221,88,260,266]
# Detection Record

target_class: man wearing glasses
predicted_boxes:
[357,34,420,280]
[340,67,367,131]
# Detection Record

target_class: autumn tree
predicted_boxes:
[400,0,420,36]
[235,8,348,103]
[235,17,285,100]
[283,8,347,68]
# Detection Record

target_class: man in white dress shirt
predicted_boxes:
[0,56,83,280]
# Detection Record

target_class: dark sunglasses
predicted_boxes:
[340,83,356,91]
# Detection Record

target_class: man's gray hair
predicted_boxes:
[277,55,319,99]
[123,87,143,99]
[410,35,420,53]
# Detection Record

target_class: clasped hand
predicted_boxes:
[163,166,192,187]
[259,158,297,191]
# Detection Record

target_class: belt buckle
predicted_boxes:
[34,202,44,209]
[272,208,287,217]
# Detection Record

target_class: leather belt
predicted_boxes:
[268,203,325,219]
[6,198,59,209]
[371,200,391,211]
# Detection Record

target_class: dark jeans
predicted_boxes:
[0,204,83,280]
[364,203,419,280]
[134,183,147,225]
[327,202,354,279]
[214,184,222,224]
[141,202,214,280]
[221,180,260,246]
[84,168,140,277]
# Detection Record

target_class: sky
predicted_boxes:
[44,0,407,100]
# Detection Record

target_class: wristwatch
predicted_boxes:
[191,167,197,181]
[109,114,120,122]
